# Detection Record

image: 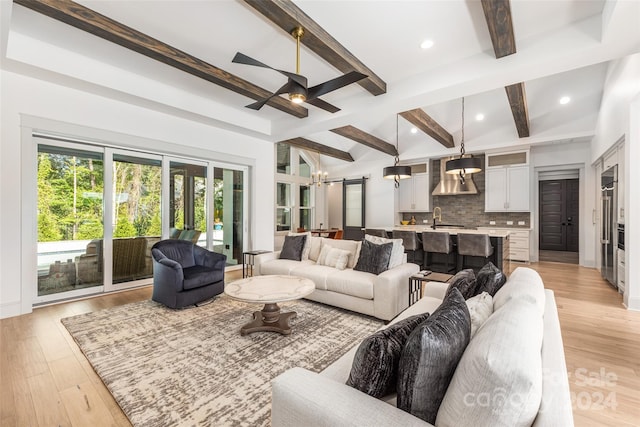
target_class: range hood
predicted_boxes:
[432,157,478,196]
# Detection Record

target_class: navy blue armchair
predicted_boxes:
[151,240,226,308]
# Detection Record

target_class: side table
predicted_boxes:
[242,250,271,278]
[409,271,454,305]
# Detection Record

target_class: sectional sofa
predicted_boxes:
[271,267,574,426]
[253,235,419,321]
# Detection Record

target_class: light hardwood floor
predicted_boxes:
[1,264,639,426]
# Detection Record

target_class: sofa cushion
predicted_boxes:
[319,247,351,270]
[182,265,223,290]
[260,259,315,276]
[364,235,405,269]
[473,262,507,296]
[308,236,322,262]
[346,312,431,398]
[321,238,361,269]
[493,267,546,315]
[465,291,493,338]
[354,240,393,275]
[280,235,307,261]
[326,269,375,299]
[288,231,312,260]
[446,269,476,300]
[436,297,543,427]
[289,264,337,291]
[397,288,471,424]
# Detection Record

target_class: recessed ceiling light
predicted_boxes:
[559,96,571,105]
[420,39,434,49]
[410,127,418,134]
[475,113,485,121]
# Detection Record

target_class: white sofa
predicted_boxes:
[271,267,574,427]
[253,236,420,321]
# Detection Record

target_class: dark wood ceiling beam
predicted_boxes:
[330,126,397,156]
[15,0,308,118]
[243,0,386,96]
[399,109,454,148]
[481,0,516,58]
[279,137,354,162]
[505,82,530,138]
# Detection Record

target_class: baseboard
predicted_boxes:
[625,296,640,311]
[0,301,23,319]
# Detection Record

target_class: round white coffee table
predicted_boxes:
[225,275,315,336]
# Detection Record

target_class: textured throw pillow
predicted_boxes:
[465,291,493,338]
[354,239,393,275]
[317,244,332,265]
[288,231,312,260]
[473,262,507,296]
[436,298,543,427]
[365,234,404,269]
[322,247,351,270]
[446,269,477,300]
[346,313,431,398]
[397,288,471,425]
[279,235,307,261]
[308,236,322,262]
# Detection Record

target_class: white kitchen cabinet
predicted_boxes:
[485,165,530,212]
[398,166,430,212]
[478,227,530,262]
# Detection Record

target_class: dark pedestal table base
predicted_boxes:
[240,303,296,336]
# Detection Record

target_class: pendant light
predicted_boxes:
[445,97,482,183]
[383,114,412,188]
[309,151,328,186]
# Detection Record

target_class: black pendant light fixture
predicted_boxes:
[383,114,411,188]
[445,97,482,183]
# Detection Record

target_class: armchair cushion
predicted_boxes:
[183,265,224,290]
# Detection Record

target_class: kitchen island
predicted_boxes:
[367,225,510,271]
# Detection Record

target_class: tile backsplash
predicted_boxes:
[402,155,530,228]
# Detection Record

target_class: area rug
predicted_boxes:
[61,296,383,426]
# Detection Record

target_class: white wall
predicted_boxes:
[589,54,640,310]
[0,70,275,318]
[530,142,596,267]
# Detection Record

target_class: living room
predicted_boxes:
[1,0,639,426]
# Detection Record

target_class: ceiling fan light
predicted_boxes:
[383,165,412,180]
[445,156,482,175]
[289,93,306,104]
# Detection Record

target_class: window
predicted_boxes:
[276,182,291,231]
[276,142,291,174]
[275,145,316,233]
[299,185,312,231]
[299,155,311,178]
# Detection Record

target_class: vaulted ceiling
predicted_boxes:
[2,0,639,166]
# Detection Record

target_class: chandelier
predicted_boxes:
[445,97,482,183]
[383,113,412,188]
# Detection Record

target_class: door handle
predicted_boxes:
[562,223,566,226]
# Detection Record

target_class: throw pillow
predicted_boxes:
[327,248,351,270]
[493,267,546,316]
[279,235,307,261]
[465,291,493,338]
[436,298,543,427]
[354,239,393,275]
[446,269,477,300]
[346,312,431,398]
[288,231,312,260]
[397,288,471,425]
[473,262,507,296]
[308,236,322,262]
[365,234,404,269]
[317,244,332,266]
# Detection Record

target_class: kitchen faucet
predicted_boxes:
[432,206,442,229]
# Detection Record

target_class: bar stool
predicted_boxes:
[392,230,423,268]
[421,231,455,274]
[365,228,389,238]
[456,233,494,272]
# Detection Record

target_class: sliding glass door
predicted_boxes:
[212,166,244,266]
[169,160,207,247]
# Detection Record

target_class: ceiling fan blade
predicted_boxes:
[305,97,341,113]
[245,81,293,111]
[233,52,308,88]
[307,71,367,100]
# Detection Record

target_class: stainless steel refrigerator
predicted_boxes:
[600,165,617,287]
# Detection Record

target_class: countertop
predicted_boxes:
[368,225,511,238]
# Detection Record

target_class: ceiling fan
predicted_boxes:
[232,27,367,113]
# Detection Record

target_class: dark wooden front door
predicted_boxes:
[342,179,366,241]
[539,179,579,251]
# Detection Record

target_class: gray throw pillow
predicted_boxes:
[354,239,393,275]
[446,269,476,300]
[473,262,507,296]
[279,235,307,261]
[397,287,471,424]
[346,313,431,398]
